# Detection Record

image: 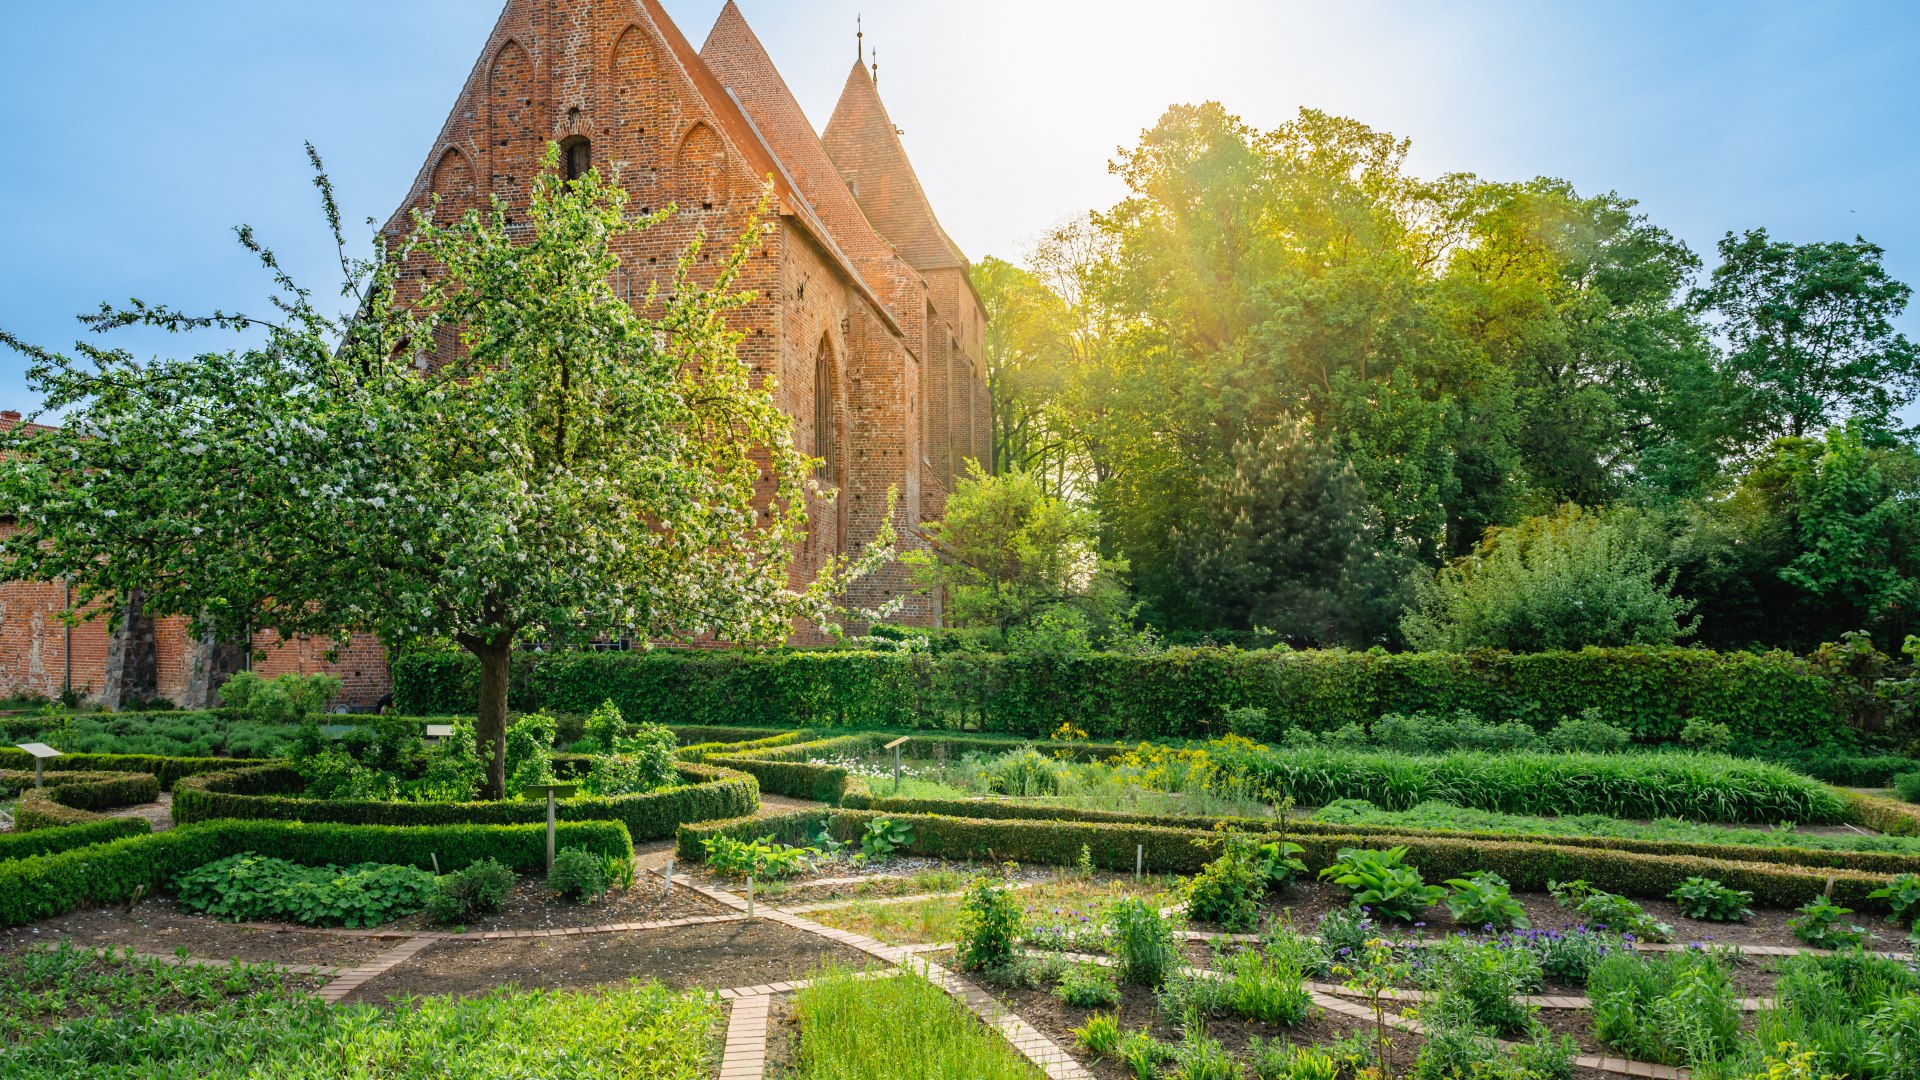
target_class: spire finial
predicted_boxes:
[870,46,878,87]
[855,15,863,63]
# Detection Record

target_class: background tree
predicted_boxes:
[904,463,1126,641]
[1401,504,1697,651]
[0,147,879,799]
[1697,229,1919,449]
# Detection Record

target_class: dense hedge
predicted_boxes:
[2,769,162,831]
[0,748,276,791]
[682,808,1894,914]
[840,785,1920,875]
[0,817,150,861]
[172,762,757,841]
[393,646,1841,744]
[0,818,633,929]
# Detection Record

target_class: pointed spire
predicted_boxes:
[856,14,863,63]
[870,46,878,87]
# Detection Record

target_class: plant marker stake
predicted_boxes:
[663,856,674,899]
[431,853,440,876]
[1136,844,1143,880]
[16,744,61,789]
[885,736,909,795]
[546,788,558,874]
[747,876,755,919]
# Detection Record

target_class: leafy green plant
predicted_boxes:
[1117,1029,1173,1079]
[1256,837,1308,887]
[1249,1041,1341,1080]
[1543,710,1634,753]
[1070,1012,1120,1055]
[1155,967,1234,1023]
[958,871,1023,971]
[175,852,436,928]
[217,671,342,725]
[1227,943,1314,1026]
[1107,897,1177,987]
[1497,925,1622,984]
[1331,936,1413,1078]
[548,847,609,902]
[1444,871,1529,930]
[1415,935,1542,1036]
[699,833,820,879]
[1185,832,1269,930]
[1788,896,1870,949]
[1171,1022,1238,1080]
[1863,992,1920,1077]
[1868,872,1920,926]
[1679,718,1734,752]
[424,856,516,925]
[1054,963,1120,1008]
[1548,879,1673,942]
[1894,771,1920,804]
[1589,949,1740,1068]
[860,817,914,859]
[1318,846,1445,921]
[1669,876,1755,922]
[984,747,1073,796]
[584,699,630,751]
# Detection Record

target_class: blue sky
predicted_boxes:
[2,1,1916,415]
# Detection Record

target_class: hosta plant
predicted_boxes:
[1444,871,1530,930]
[1669,876,1755,922]
[1319,846,1445,921]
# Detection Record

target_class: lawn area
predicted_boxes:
[784,965,1043,1080]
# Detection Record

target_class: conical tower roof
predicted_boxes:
[823,56,968,273]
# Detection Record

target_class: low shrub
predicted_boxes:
[0,817,633,928]
[1896,771,1920,804]
[958,871,1023,971]
[1787,896,1870,949]
[0,816,149,862]
[1668,875,1754,921]
[1185,833,1272,931]
[173,761,756,841]
[424,856,516,925]
[174,852,437,928]
[0,747,278,791]
[549,847,611,902]
[5,769,161,830]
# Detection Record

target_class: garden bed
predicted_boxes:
[383,871,731,933]
[0,898,395,967]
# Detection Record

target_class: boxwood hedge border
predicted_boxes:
[0,816,150,860]
[2,769,162,831]
[172,761,758,841]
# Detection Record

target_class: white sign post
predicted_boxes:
[884,736,909,794]
[522,784,579,873]
[16,743,62,789]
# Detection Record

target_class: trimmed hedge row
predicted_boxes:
[679,730,811,762]
[171,762,758,842]
[839,785,1920,876]
[2,769,162,831]
[0,748,274,791]
[1842,790,1920,837]
[0,818,633,929]
[704,731,1132,805]
[393,646,1842,743]
[0,817,150,861]
[682,808,1896,914]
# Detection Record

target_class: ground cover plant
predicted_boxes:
[20,710,303,759]
[1668,876,1755,921]
[1709,949,1920,1080]
[786,964,1043,1080]
[1548,879,1675,942]
[1588,949,1742,1068]
[0,943,719,1078]
[173,852,439,928]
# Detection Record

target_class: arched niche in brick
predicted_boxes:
[813,333,839,487]
[427,147,476,219]
[610,24,663,200]
[487,39,536,209]
[675,122,726,215]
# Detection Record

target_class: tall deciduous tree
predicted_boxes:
[1697,229,1919,447]
[0,147,883,799]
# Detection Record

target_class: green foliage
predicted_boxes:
[1106,897,1177,987]
[1410,994,1577,1080]
[173,762,756,844]
[957,871,1024,971]
[904,463,1128,639]
[698,834,819,879]
[1507,925,1624,985]
[1669,875,1755,921]
[1895,771,1920,804]
[1318,846,1446,921]
[1226,937,1315,1026]
[1117,1028,1175,1079]
[860,817,913,859]
[790,964,1045,1080]
[175,852,437,928]
[1444,870,1529,930]
[585,699,629,752]
[1070,1011,1121,1055]
[1589,950,1741,1067]
[1053,963,1121,1009]
[388,644,1846,748]
[1863,993,1920,1078]
[1680,718,1735,752]
[1549,879,1674,942]
[4,769,161,830]
[424,856,516,925]
[548,847,609,902]
[216,671,340,725]
[1184,832,1272,930]
[0,944,720,1078]
[22,710,301,759]
[985,747,1072,795]
[1404,505,1697,651]
[1787,897,1869,950]
[0,817,149,862]
[1868,871,1920,925]
[1249,1042,1341,1080]
[1416,935,1542,1036]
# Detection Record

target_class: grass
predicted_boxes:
[806,875,1179,947]
[1313,797,1920,854]
[0,943,720,1078]
[787,964,1043,1079]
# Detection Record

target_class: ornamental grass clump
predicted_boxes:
[1107,897,1178,987]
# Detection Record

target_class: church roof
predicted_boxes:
[823,57,969,273]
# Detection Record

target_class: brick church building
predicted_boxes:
[0,0,988,708]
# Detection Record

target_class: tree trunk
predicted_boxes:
[470,637,513,801]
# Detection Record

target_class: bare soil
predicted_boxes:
[0,896,390,968]
[384,873,731,933]
[341,919,873,1002]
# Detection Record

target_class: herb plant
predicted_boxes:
[1788,895,1870,949]
[1668,876,1755,922]
[425,857,516,925]
[548,847,609,902]
[1444,871,1530,930]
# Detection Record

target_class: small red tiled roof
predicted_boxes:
[822,58,968,273]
